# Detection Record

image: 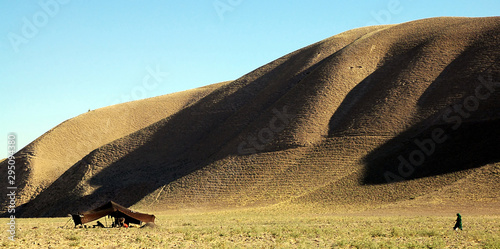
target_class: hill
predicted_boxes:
[3,16,499,217]
[0,83,225,212]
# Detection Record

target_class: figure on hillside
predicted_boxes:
[453,213,462,231]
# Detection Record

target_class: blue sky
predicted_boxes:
[1,0,499,155]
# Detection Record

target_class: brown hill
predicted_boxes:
[4,17,500,217]
[0,83,225,212]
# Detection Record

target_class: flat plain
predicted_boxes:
[1,208,499,248]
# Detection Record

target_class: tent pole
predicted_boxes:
[60,217,71,228]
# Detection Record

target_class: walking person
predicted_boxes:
[453,213,462,231]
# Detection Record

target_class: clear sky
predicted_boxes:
[1,0,499,156]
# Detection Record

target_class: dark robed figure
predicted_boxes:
[453,213,462,231]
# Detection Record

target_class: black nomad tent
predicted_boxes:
[71,201,155,227]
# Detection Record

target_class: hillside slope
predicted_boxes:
[0,83,226,212]
[8,17,500,217]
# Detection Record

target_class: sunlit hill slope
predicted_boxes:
[2,17,499,217]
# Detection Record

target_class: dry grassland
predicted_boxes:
[1,208,499,248]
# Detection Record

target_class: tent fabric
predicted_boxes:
[72,201,155,225]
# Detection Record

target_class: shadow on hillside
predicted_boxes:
[15,41,343,217]
[361,119,500,184]
[327,41,430,134]
[360,39,500,184]
[15,27,500,216]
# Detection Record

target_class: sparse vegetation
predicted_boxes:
[1,210,498,248]
[1,17,499,221]
[0,17,498,249]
